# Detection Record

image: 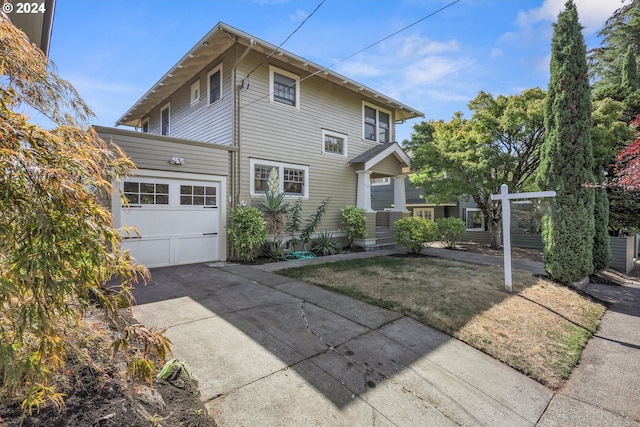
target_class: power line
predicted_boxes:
[244,0,326,81]
[240,0,462,111]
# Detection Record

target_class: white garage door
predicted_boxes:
[119,176,221,268]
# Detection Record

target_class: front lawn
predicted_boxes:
[277,255,605,389]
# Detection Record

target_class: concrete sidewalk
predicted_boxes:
[130,248,640,426]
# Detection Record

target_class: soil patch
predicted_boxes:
[0,309,216,427]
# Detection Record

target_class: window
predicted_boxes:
[124,181,169,205]
[363,102,391,143]
[270,66,299,108]
[465,208,484,231]
[250,159,308,197]
[180,185,216,206]
[141,117,149,133]
[371,177,391,186]
[322,129,347,155]
[414,208,434,221]
[191,80,200,105]
[160,103,170,136]
[208,64,222,105]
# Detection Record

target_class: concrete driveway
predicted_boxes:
[131,260,554,426]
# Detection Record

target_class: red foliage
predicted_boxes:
[613,115,640,190]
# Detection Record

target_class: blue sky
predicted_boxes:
[44,0,620,142]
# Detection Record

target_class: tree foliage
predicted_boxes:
[0,16,170,413]
[394,217,436,254]
[407,88,546,249]
[538,1,595,283]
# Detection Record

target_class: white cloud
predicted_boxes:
[518,0,621,34]
[290,9,308,22]
[403,56,473,86]
[397,35,460,58]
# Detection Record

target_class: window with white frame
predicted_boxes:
[141,117,149,133]
[250,159,308,197]
[208,64,222,105]
[465,208,484,231]
[363,102,391,143]
[191,80,200,105]
[414,208,434,221]
[322,129,347,155]
[160,103,170,136]
[270,66,299,108]
[371,177,391,186]
[124,181,169,205]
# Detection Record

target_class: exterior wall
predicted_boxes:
[372,156,403,177]
[141,45,237,145]
[371,182,393,211]
[95,126,232,175]
[235,52,401,233]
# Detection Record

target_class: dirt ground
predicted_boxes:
[0,311,216,427]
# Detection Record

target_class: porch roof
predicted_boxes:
[348,142,411,171]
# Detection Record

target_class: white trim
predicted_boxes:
[160,103,170,136]
[249,158,309,198]
[321,129,348,156]
[207,63,223,106]
[465,207,485,231]
[190,80,200,105]
[362,101,392,142]
[269,65,300,109]
[371,177,390,186]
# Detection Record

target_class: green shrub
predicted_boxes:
[312,231,342,256]
[340,205,367,248]
[394,217,436,254]
[435,217,467,249]
[227,206,267,262]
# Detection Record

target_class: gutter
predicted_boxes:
[231,37,255,209]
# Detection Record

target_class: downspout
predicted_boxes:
[231,38,255,209]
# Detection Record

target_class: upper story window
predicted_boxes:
[363,102,391,143]
[160,104,170,136]
[270,65,299,108]
[191,80,200,105]
[250,159,308,198]
[141,117,149,133]
[322,129,347,156]
[208,64,223,105]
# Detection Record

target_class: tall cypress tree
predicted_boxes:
[537,0,595,284]
[622,45,639,92]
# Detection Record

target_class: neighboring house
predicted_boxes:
[374,179,639,273]
[98,22,423,267]
[3,0,56,55]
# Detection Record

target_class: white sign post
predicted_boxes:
[491,184,556,292]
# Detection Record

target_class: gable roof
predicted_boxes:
[348,142,411,170]
[117,22,424,127]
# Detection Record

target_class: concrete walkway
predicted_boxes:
[130,248,640,426]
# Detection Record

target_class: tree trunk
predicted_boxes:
[487,217,502,250]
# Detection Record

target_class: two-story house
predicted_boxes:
[97,22,423,267]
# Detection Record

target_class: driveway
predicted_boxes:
[131,259,554,426]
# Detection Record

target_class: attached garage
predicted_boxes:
[117,172,224,267]
[96,126,232,268]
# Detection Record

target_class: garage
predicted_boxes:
[114,171,226,268]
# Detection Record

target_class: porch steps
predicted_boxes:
[363,226,397,251]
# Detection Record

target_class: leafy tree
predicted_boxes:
[0,16,169,413]
[408,88,546,249]
[589,0,640,92]
[537,1,595,284]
